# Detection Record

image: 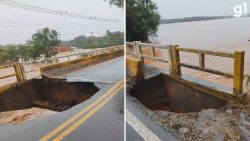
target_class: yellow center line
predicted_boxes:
[53,84,124,141]
[39,80,124,141]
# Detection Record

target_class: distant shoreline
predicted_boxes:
[159,16,250,25]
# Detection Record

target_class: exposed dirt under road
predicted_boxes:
[126,69,250,141]
[0,79,99,126]
[0,107,56,126]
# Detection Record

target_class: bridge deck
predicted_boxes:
[0,56,124,141]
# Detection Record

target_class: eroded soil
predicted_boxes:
[126,70,250,141]
[0,107,56,126]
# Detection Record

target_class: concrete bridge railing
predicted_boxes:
[0,45,123,87]
[43,45,123,63]
[126,41,245,95]
[0,63,39,84]
[40,45,124,78]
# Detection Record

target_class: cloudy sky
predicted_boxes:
[0,0,124,44]
[152,0,250,19]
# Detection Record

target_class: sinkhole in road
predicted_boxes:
[0,78,99,113]
[129,73,227,113]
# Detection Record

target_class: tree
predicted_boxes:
[64,30,124,49]
[28,28,61,58]
[105,0,124,8]
[28,45,43,60]
[19,45,29,61]
[4,45,19,61]
[126,0,160,42]
[0,51,10,64]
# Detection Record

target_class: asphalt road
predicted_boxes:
[0,56,124,141]
[67,56,124,84]
[126,123,144,141]
[126,95,181,141]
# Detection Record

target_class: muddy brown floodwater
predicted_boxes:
[0,63,53,87]
[0,63,55,125]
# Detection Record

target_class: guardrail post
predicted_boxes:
[167,45,174,74]
[134,41,141,59]
[14,62,24,82]
[55,57,59,63]
[199,53,205,68]
[19,63,26,81]
[233,51,245,94]
[151,46,156,57]
[172,45,181,76]
[138,44,145,64]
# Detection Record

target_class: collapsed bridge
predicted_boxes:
[0,45,124,141]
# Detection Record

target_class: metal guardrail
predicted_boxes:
[127,41,245,95]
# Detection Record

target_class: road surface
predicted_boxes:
[126,94,181,141]
[0,56,124,141]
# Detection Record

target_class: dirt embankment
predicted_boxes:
[153,104,250,141]
[127,81,250,141]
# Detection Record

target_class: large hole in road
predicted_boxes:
[0,78,99,112]
[129,74,227,113]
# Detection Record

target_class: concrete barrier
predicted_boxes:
[126,56,144,81]
[127,57,243,104]
[40,48,124,77]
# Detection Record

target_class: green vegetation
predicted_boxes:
[126,0,160,42]
[0,45,19,64]
[160,16,233,24]
[105,0,124,8]
[27,28,61,58]
[0,28,123,65]
[64,30,124,49]
[0,28,61,65]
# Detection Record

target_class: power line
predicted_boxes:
[0,0,123,23]
[0,22,115,31]
[0,30,95,38]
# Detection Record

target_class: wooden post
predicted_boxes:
[199,53,205,68]
[233,51,245,94]
[14,63,23,82]
[19,63,26,80]
[172,45,181,76]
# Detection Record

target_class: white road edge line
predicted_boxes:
[126,110,162,141]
